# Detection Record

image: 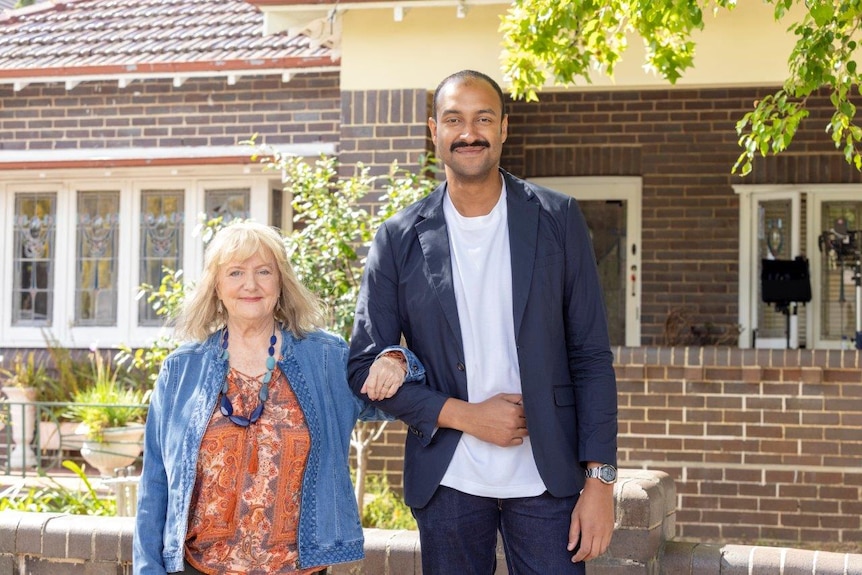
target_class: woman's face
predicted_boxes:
[216,250,281,326]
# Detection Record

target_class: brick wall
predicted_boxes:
[502,87,862,345]
[338,88,433,182]
[369,346,862,551]
[0,72,341,152]
[616,345,862,549]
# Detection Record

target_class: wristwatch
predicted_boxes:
[584,464,617,484]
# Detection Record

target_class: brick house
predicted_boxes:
[0,0,860,550]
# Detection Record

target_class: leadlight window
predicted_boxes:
[205,188,250,223]
[76,191,120,326]
[757,199,796,342]
[820,200,862,342]
[139,190,184,326]
[12,193,56,326]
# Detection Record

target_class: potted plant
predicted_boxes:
[38,334,94,452]
[65,350,149,477]
[0,351,54,468]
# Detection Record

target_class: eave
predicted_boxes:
[246,0,507,34]
[0,60,337,92]
[0,143,338,170]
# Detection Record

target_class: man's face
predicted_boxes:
[429,78,508,183]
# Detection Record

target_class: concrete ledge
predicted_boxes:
[660,541,862,575]
[3,471,860,575]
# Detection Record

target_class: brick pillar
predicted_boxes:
[338,88,433,181]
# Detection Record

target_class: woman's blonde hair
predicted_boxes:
[173,221,325,341]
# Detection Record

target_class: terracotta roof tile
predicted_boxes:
[0,0,336,79]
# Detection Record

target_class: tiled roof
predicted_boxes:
[0,0,337,82]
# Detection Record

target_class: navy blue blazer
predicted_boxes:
[348,169,618,508]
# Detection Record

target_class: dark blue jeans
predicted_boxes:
[412,486,586,575]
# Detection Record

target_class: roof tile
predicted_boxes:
[0,0,335,78]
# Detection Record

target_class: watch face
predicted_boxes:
[599,465,617,483]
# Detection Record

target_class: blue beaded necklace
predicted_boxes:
[219,325,277,427]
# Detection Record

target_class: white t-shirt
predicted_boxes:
[439,184,546,498]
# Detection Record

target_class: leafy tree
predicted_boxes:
[499,0,862,174]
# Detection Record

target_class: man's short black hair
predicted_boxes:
[432,70,507,119]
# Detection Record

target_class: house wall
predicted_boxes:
[339,2,802,91]
[3,64,860,551]
[0,72,342,350]
[502,85,862,345]
[366,346,862,550]
[0,72,341,153]
[337,83,862,345]
[338,88,431,180]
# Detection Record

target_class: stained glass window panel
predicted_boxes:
[820,201,862,342]
[139,190,184,326]
[76,191,120,326]
[12,193,56,326]
[205,188,250,223]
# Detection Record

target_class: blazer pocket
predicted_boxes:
[553,385,576,406]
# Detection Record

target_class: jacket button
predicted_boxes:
[457,362,465,371]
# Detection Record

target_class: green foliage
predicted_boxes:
[43,331,89,403]
[499,0,862,174]
[361,474,417,530]
[499,0,736,102]
[65,351,149,442]
[734,2,862,174]
[247,140,438,340]
[0,460,115,515]
[0,350,52,391]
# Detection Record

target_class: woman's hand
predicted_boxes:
[360,353,407,401]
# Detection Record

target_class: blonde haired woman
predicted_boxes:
[133,221,422,575]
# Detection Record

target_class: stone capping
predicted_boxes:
[1,470,861,574]
[659,541,862,575]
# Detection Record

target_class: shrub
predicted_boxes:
[361,474,417,530]
[0,460,115,515]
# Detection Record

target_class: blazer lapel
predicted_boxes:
[415,186,465,355]
[505,172,539,338]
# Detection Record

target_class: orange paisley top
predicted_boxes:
[184,365,320,575]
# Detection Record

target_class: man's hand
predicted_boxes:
[438,393,528,447]
[361,353,407,401]
[568,479,615,562]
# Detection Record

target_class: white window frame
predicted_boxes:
[808,187,862,349]
[0,165,278,350]
[735,185,803,349]
[735,183,862,350]
[530,176,642,347]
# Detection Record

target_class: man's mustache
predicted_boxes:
[450,140,491,152]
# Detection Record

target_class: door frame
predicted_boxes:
[530,177,642,347]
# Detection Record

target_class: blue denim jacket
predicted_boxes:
[133,328,423,574]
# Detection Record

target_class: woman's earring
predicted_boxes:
[217,300,224,316]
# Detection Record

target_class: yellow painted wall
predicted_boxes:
[339,1,800,92]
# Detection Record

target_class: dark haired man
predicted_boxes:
[349,69,618,574]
